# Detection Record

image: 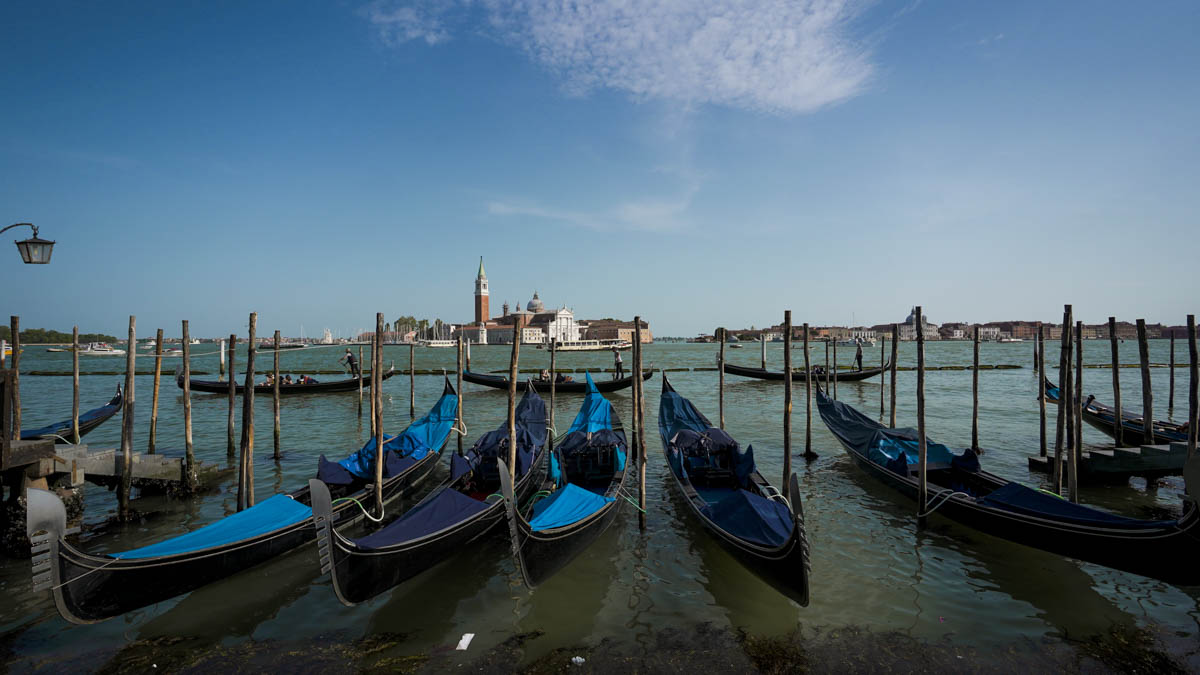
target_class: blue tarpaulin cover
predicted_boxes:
[566,373,613,434]
[528,482,614,531]
[462,387,546,480]
[112,495,312,559]
[979,482,1173,528]
[659,384,758,489]
[333,387,458,480]
[355,488,490,549]
[700,489,793,548]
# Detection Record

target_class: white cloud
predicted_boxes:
[363,0,874,114]
[488,181,697,232]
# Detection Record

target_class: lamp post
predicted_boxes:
[2,223,55,264]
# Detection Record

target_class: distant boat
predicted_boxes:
[419,339,456,348]
[46,347,68,353]
[998,337,1024,343]
[837,337,876,347]
[537,339,631,352]
[729,344,743,349]
[78,342,125,356]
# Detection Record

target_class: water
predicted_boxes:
[2,339,1198,670]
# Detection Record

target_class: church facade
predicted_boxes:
[456,258,581,345]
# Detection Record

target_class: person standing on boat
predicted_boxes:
[613,347,624,381]
[340,349,360,377]
[854,342,863,371]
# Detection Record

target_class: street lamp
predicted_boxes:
[1,223,55,264]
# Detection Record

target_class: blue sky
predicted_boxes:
[2,1,1197,338]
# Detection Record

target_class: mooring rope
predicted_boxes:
[916,490,968,519]
[331,496,385,523]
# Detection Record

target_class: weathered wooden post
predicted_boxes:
[506,324,521,483]
[456,333,464,456]
[0,338,4,369]
[466,339,472,371]
[761,330,767,370]
[832,338,838,399]
[1053,306,1072,494]
[238,313,257,511]
[118,316,135,521]
[409,343,416,418]
[219,338,226,378]
[635,318,647,529]
[373,313,385,517]
[718,327,726,430]
[1136,319,1153,444]
[630,321,641,466]
[273,330,281,461]
[1034,332,1039,372]
[147,328,163,454]
[889,324,898,428]
[1038,324,1047,457]
[547,339,557,455]
[915,307,928,526]
[9,316,20,438]
[369,342,377,437]
[182,320,196,490]
[804,323,815,460]
[783,311,793,496]
[1169,333,1176,413]
[1187,315,1197,460]
[71,325,80,443]
[972,325,980,451]
[1070,320,1083,503]
[227,334,236,460]
[880,333,886,416]
[1108,317,1123,446]
[357,345,364,416]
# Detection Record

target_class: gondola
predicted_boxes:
[311,383,549,605]
[462,369,652,393]
[175,365,395,395]
[816,386,1200,585]
[1042,377,1187,445]
[20,386,122,441]
[25,379,458,624]
[658,376,810,605]
[498,373,628,587]
[722,361,889,382]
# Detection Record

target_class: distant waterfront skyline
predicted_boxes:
[2,2,1197,338]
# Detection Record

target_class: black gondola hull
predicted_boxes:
[515,484,625,587]
[463,370,652,393]
[722,362,889,382]
[20,390,122,441]
[177,368,395,395]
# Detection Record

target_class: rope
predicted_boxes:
[451,419,468,437]
[53,554,124,590]
[617,487,647,513]
[916,490,967,519]
[331,496,385,523]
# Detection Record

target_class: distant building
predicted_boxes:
[474,257,489,325]
[899,307,939,341]
[583,319,653,343]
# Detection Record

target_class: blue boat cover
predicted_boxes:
[111,494,312,559]
[354,488,490,549]
[332,388,458,480]
[659,384,757,489]
[979,482,1174,529]
[566,373,613,434]
[20,393,121,440]
[699,489,793,548]
[528,482,614,531]
[460,387,546,481]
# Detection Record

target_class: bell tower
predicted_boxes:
[474,257,489,324]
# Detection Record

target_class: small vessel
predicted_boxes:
[1042,378,1187,446]
[177,365,396,395]
[45,347,68,353]
[498,373,629,586]
[78,342,126,356]
[722,361,890,382]
[462,369,652,393]
[837,337,876,347]
[419,339,456,348]
[537,339,631,352]
[20,387,123,441]
[729,344,743,349]
[998,337,1024,343]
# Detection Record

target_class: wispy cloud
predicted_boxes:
[362,0,875,115]
[977,33,1005,46]
[488,180,698,233]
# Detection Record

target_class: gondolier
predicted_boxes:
[340,349,360,377]
[613,347,624,380]
[854,343,863,371]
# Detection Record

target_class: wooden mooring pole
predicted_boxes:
[972,325,980,451]
[219,338,226,378]
[889,324,898,428]
[357,345,364,417]
[273,330,281,461]
[456,333,464,456]
[1053,305,1072,494]
[182,320,196,490]
[1038,324,1047,457]
[630,319,640,462]
[761,330,767,370]
[227,334,236,460]
[1108,317,1123,446]
[1187,315,1197,460]
[1169,333,1176,414]
[1071,320,1083,503]
[238,313,257,511]
[373,313,385,517]
[71,326,80,443]
[783,311,793,495]
[118,316,135,521]
[880,333,886,416]
[804,323,815,460]
[1136,319,1153,444]
[148,328,163,454]
[409,343,416,419]
[915,307,928,526]
[9,316,20,438]
[635,317,646,530]
[548,338,556,453]
[718,327,726,430]
[506,324,521,484]
[832,338,838,400]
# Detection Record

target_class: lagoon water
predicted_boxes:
[2,339,1198,670]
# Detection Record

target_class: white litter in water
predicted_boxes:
[571,656,586,666]
[456,633,475,650]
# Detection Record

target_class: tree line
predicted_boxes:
[0,326,119,344]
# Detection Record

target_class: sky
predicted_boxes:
[1,1,1197,339]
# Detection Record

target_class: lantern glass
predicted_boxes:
[15,237,55,264]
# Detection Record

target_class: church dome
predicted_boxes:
[527,292,545,313]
